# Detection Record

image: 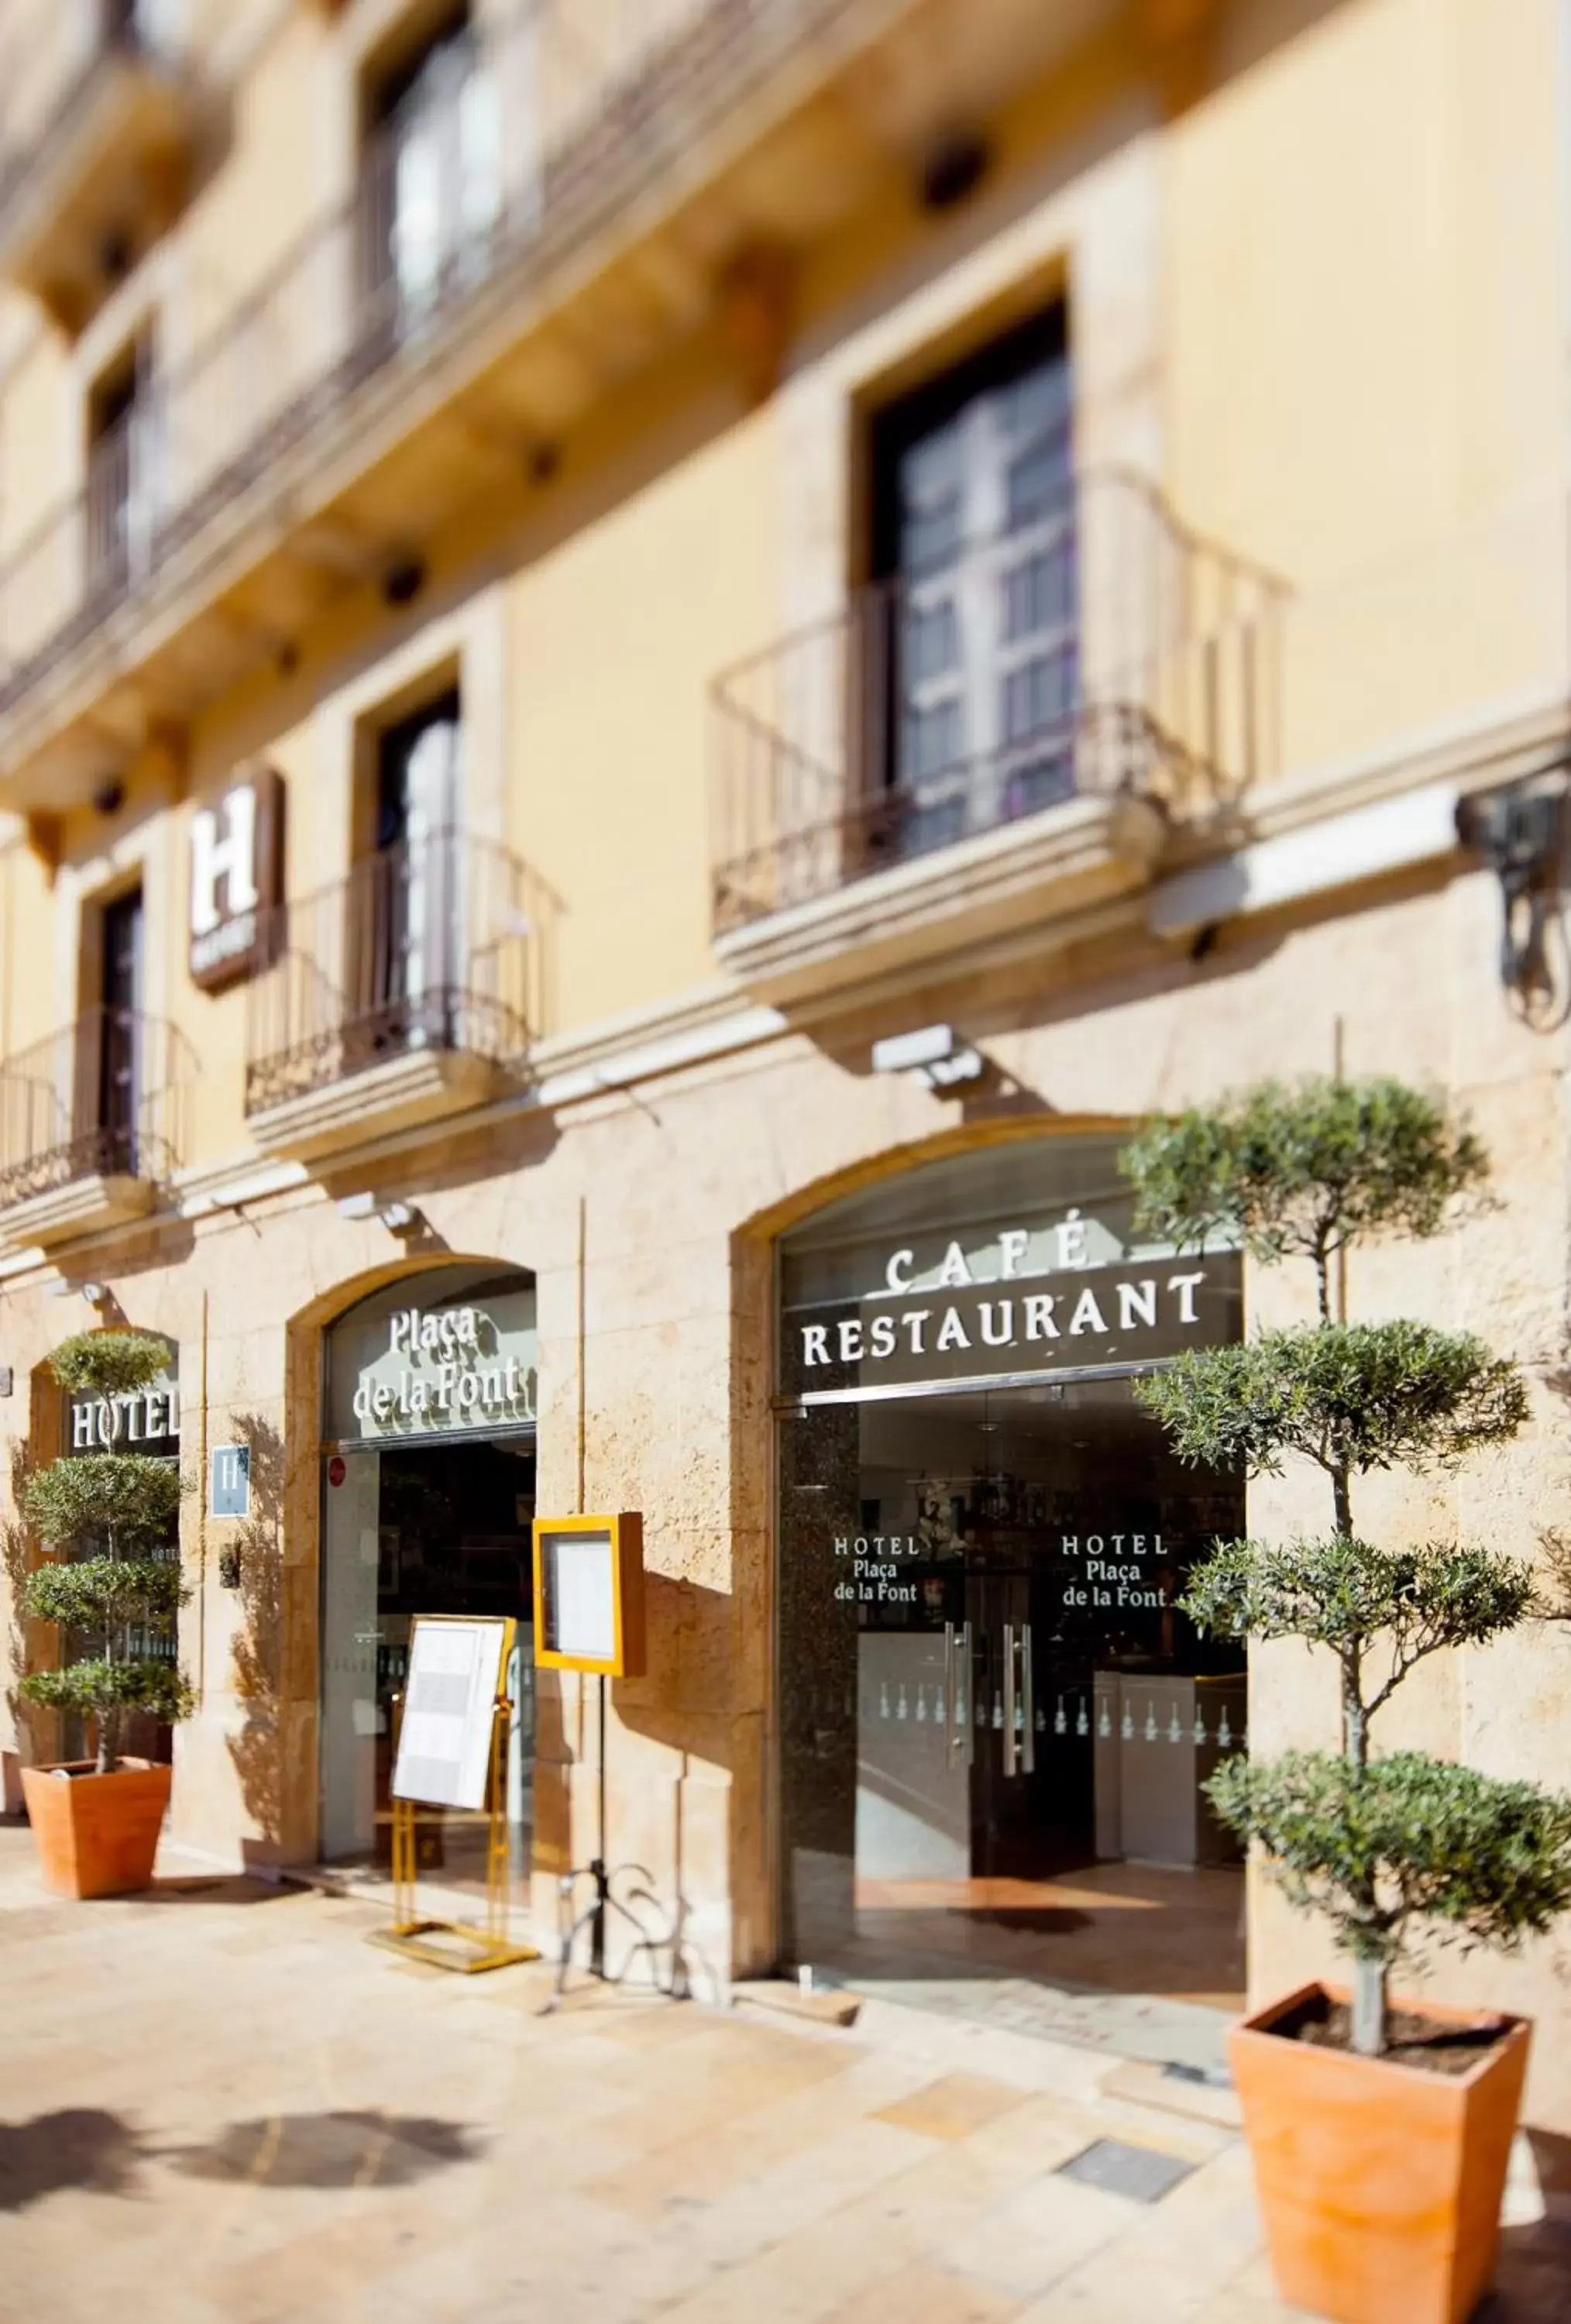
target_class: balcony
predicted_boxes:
[0,0,1116,810]
[0,2,204,332]
[243,831,534,1160]
[709,470,1286,1005]
[0,1007,193,1248]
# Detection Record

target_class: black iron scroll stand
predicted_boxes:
[542,1676,695,2009]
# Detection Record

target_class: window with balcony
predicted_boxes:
[868,305,1078,862]
[244,682,535,1159]
[709,301,1285,1002]
[85,329,159,600]
[0,878,193,1247]
[359,5,503,349]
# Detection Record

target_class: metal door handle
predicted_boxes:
[958,1621,974,1765]
[1020,1623,1035,1775]
[944,1622,956,1760]
[1002,1622,1018,1776]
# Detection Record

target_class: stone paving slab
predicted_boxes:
[0,1827,1566,2323]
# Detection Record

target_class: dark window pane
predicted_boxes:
[902,490,962,576]
[1006,440,1070,535]
[903,599,960,682]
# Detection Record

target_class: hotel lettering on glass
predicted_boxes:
[782,1207,1242,1396]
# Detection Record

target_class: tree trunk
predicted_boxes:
[1342,1647,1366,1769]
[1331,1460,1353,1541]
[1351,1956,1386,2057]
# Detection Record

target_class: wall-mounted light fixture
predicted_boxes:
[50,1279,111,1310]
[336,1193,425,1238]
[1456,777,1568,999]
[871,1023,985,1090]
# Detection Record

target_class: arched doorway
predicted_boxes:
[318,1261,537,1889]
[773,1134,1250,2063]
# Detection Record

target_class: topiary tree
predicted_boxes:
[19,1332,191,1776]
[1123,1078,1571,2058]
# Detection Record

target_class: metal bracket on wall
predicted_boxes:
[1456,775,1569,1008]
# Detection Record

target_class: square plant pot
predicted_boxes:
[1230,1980,1531,2324]
[21,1759,172,1899]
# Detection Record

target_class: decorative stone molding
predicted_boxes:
[0,1171,156,1253]
[246,1046,503,1163]
[714,792,1167,1008]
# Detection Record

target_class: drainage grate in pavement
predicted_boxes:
[1054,2137,1198,2204]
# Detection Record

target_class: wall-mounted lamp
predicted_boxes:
[51,1279,111,1309]
[1456,779,1568,999]
[871,1023,985,1090]
[337,1193,425,1238]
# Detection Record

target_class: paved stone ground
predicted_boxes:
[1,1827,1567,2324]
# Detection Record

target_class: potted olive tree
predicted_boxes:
[1123,1079,1571,2324]
[18,1331,191,1897]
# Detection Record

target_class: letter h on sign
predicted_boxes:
[209,1444,251,1519]
[188,768,284,992]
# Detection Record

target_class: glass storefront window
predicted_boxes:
[775,1139,1249,2044]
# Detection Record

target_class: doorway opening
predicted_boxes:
[317,1263,537,1899]
[775,1138,1247,2070]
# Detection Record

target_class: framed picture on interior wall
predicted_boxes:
[377,1528,400,1595]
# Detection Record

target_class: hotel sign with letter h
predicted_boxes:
[188,767,285,992]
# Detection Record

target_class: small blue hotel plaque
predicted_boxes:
[209,1444,251,1519]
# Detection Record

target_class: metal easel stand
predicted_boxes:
[368,1698,539,1976]
[543,1858,696,2009]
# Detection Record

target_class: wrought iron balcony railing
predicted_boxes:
[0,0,182,221]
[709,469,1287,932]
[0,0,858,734]
[244,830,535,1116]
[0,1006,194,1213]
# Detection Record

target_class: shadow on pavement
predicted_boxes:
[132,1874,297,1907]
[1486,2128,1571,2319]
[158,2110,481,2188]
[0,2109,143,2210]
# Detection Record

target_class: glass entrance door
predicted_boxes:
[780,1380,1249,2038]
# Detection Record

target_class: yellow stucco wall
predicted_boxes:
[0,0,1563,1164]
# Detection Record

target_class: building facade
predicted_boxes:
[1,0,1569,2124]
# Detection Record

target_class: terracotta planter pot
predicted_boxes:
[1230,1981,1531,2324]
[20,1758,172,1899]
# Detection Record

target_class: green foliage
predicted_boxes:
[20,1659,193,1728]
[1122,1078,1488,1294]
[1208,1751,1571,1966]
[1181,1535,1536,1654]
[1128,1074,1568,2053]
[1137,1323,1527,1486]
[1182,1538,1536,1716]
[23,1452,182,1556]
[21,1329,190,1775]
[46,1331,171,1398]
[22,1557,186,1631]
